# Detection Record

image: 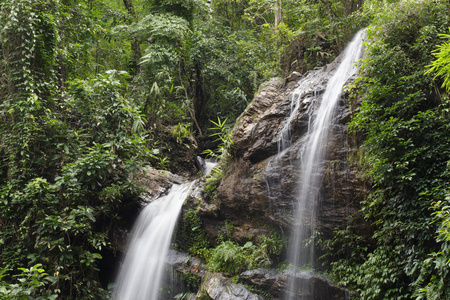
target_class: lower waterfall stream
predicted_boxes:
[113,182,194,300]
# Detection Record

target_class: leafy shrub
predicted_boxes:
[427,28,450,92]
[414,189,450,300]
[0,68,148,297]
[202,117,234,160]
[0,264,57,299]
[207,233,284,274]
[315,227,371,290]
[208,241,249,273]
[171,123,193,144]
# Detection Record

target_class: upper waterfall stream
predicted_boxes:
[265,30,365,299]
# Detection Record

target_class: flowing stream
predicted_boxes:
[114,182,194,300]
[266,30,365,299]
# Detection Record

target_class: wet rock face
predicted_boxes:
[240,268,351,300]
[231,78,288,164]
[166,249,208,278]
[203,273,263,300]
[136,168,185,202]
[239,268,285,297]
[215,66,369,237]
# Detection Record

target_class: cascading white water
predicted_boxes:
[265,69,324,215]
[265,30,365,299]
[204,159,218,177]
[114,182,193,300]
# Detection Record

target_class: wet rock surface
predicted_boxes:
[214,65,370,238]
[239,268,285,296]
[203,273,264,300]
[240,268,351,300]
[136,168,185,203]
[166,249,208,278]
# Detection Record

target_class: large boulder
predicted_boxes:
[240,268,352,300]
[136,168,185,202]
[203,273,263,300]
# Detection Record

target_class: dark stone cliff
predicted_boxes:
[195,61,371,247]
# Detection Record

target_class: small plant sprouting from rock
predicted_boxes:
[171,123,193,146]
[202,117,234,160]
[202,117,235,199]
[204,165,223,200]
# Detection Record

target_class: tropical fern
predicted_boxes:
[426,28,450,92]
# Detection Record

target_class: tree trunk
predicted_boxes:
[192,61,205,128]
[274,0,283,27]
[123,0,141,75]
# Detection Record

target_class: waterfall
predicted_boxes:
[113,182,193,300]
[266,30,365,299]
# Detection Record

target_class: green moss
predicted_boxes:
[182,271,201,291]
[176,209,210,257]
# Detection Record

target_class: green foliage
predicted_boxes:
[201,118,234,198]
[207,233,284,274]
[0,264,57,299]
[156,155,170,170]
[115,12,190,43]
[356,245,411,299]
[413,188,450,300]
[0,9,148,293]
[207,241,252,273]
[178,209,210,257]
[202,118,234,160]
[315,227,370,290]
[177,24,258,124]
[278,0,364,73]
[0,0,57,99]
[181,271,201,291]
[204,164,223,199]
[427,28,450,93]
[171,123,193,144]
[343,0,450,298]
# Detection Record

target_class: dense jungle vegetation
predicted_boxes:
[1,0,450,298]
